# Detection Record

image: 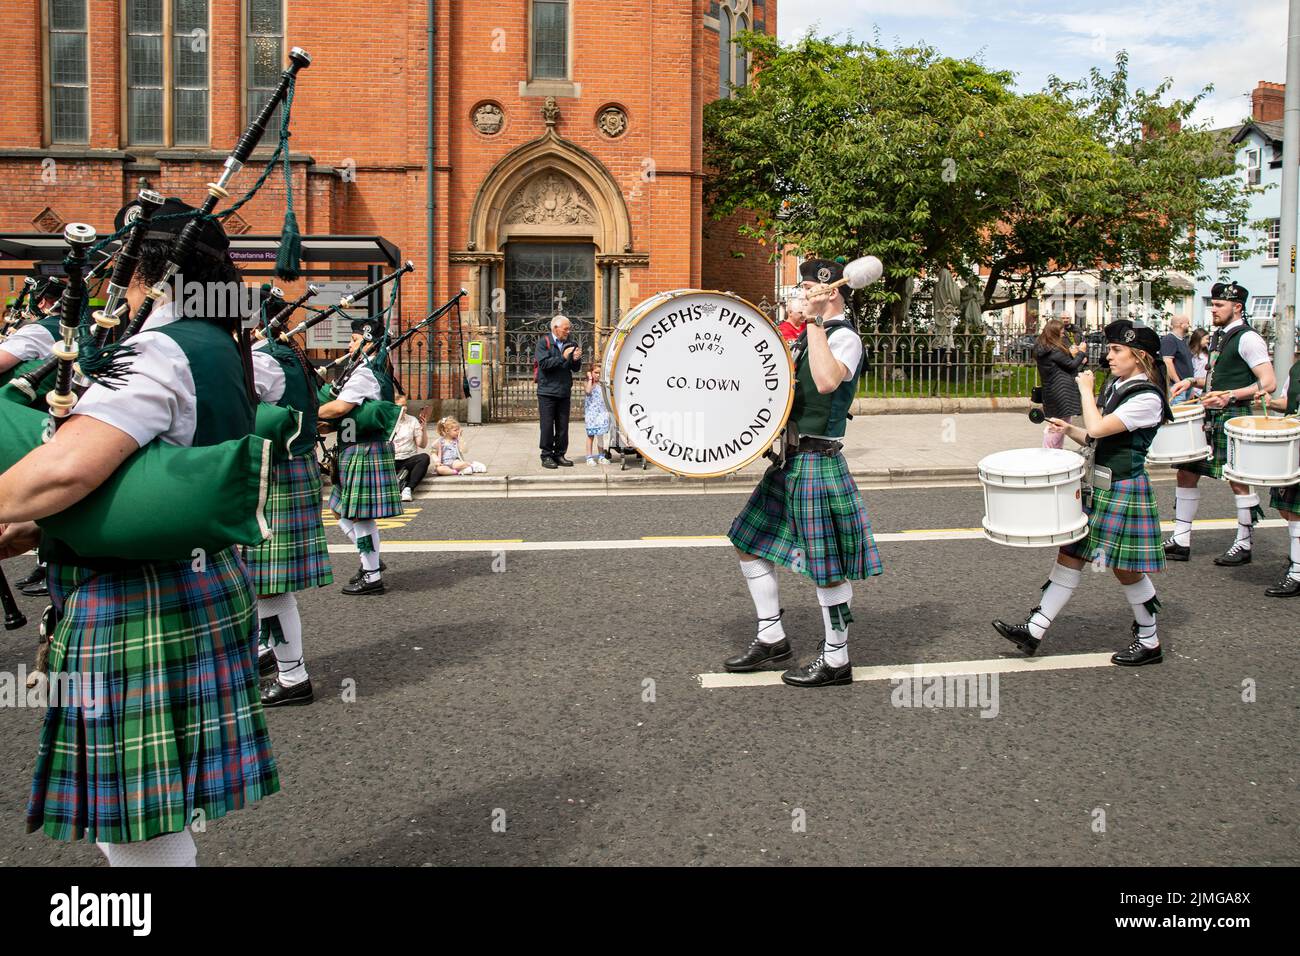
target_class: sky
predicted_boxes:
[776,0,1289,130]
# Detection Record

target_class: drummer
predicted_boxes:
[993,320,1173,666]
[1165,282,1276,566]
[1260,349,1300,598]
[724,257,883,688]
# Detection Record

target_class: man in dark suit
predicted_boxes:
[535,314,583,468]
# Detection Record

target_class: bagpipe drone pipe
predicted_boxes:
[0,48,312,561]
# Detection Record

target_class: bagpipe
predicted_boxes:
[1,277,39,340]
[0,47,312,565]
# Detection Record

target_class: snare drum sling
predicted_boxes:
[1060,377,1169,573]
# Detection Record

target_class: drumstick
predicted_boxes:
[804,256,884,299]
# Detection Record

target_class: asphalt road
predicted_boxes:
[1,479,1296,866]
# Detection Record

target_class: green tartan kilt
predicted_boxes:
[1174,405,1248,480]
[1061,473,1165,573]
[328,439,404,520]
[1271,481,1300,513]
[728,451,883,586]
[27,548,279,843]
[242,453,334,594]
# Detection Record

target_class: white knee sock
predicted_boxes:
[816,581,853,667]
[1173,487,1201,546]
[739,558,785,644]
[97,830,197,867]
[258,593,308,686]
[354,519,381,578]
[1028,563,1081,639]
[1289,520,1300,581]
[1122,575,1160,649]
[1234,493,1260,548]
[337,516,357,541]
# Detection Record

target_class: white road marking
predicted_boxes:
[697,652,1118,689]
[328,518,1284,553]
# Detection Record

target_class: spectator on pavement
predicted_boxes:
[1186,328,1210,400]
[1035,318,1087,449]
[392,395,432,502]
[535,314,582,469]
[433,416,486,476]
[778,290,808,342]
[1161,315,1195,394]
[583,366,611,465]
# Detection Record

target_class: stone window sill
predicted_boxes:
[519,79,581,98]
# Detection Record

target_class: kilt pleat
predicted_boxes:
[728,452,883,586]
[1271,482,1300,513]
[27,548,279,844]
[328,440,404,520]
[1062,473,1165,572]
[243,453,334,594]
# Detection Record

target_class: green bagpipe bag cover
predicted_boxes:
[0,399,274,561]
[318,383,401,443]
[255,402,304,461]
[0,358,51,395]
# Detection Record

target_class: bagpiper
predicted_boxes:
[723,257,883,688]
[1165,282,1276,566]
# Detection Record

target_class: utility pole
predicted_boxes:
[1274,0,1300,383]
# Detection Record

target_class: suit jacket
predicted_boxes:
[535,334,582,398]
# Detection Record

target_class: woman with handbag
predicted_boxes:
[1035,319,1088,448]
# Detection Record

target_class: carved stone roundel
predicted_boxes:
[597,106,627,138]
[473,102,504,135]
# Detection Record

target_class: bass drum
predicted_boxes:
[603,289,794,478]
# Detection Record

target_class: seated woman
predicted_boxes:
[993,320,1173,667]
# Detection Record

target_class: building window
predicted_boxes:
[1251,296,1276,320]
[1221,223,1245,264]
[1246,147,1261,186]
[125,0,209,147]
[505,242,594,335]
[531,1,568,81]
[1268,218,1281,261]
[718,2,751,99]
[48,0,89,143]
[247,0,284,127]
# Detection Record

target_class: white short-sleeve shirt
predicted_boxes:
[337,365,381,405]
[826,326,864,383]
[1222,318,1271,371]
[249,342,286,404]
[1110,373,1164,432]
[0,322,56,363]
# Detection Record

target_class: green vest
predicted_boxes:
[1093,380,1164,481]
[45,319,253,570]
[790,325,861,439]
[1208,324,1259,393]
[1285,360,1300,417]
[265,342,318,456]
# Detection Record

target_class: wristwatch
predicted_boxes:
[811,314,825,328]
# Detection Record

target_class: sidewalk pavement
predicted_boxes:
[410,411,1050,497]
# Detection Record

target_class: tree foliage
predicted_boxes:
[704,36,1252,330]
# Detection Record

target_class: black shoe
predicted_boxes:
[781,649,853,688]
[1213,542,1252,567]
[724,636,793,672]
[15,565,45,589]
[262,679,314,707]
[258,652,278,678]
[1265,568,1300,597]
[554,456,574,467]
[993,617,1041,656]
[1111,636,1162,666]
[342,576,385,595]
[1163,538,1190,561]
[541,456,558,469]
[20,579,48,597]
[348,560,387,585]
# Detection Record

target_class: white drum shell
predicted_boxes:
[978,448,1089,548]
[1146,403,1210,465]
[1223,417,1300,487]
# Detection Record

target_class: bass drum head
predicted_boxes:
[604,290,794,478]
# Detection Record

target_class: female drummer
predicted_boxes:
[993,320,1173,666]
[0,198,277,864]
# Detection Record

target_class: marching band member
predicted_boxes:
[247,329,334,706]
[0,275,64,376]
[994,320,1173,666]
[0,199,277,864]
[1261,350,1300,598]
[1165,282,1276,566]
[724,258,882,688]
[319,317,403,596]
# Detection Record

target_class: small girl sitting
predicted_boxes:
[432,417,487,476]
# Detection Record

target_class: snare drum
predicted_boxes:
[978,447,1089,547]
[1223,416,1300,487]
[603,290,794,478]
[1146,402,1210,465]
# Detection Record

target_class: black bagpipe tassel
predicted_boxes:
[276,206,302,281]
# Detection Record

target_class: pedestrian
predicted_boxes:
[724,257,882,688]
[1034,318,1088,448]
[1160,314,1194,391]
[1165,282,1276,567]
[432,416,486,476]
[1187,328,1209,399]
[994,320,1173,666]
[392,394,432,502]
[583,365,611,464]
[535,314,582,469]
[778,289,808,342]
